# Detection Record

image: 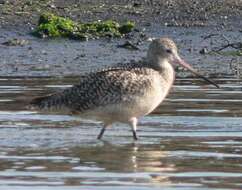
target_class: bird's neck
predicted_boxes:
[148,57,175,84]
[159,60,175,85]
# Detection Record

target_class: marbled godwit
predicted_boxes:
[30,38,219,140]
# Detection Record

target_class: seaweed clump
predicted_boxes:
[33,13,135,40]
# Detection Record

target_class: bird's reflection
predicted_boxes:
[69,141,176,185]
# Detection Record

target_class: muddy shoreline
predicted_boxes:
[1,0,242,29]
[0,0,242,78]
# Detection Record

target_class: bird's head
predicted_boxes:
[147,38,219,88]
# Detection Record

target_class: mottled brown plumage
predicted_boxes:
[30,37,218,140]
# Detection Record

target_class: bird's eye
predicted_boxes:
[166,49,172,54]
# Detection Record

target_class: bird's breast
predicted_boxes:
[95,75,172,123]
[79,71,174,124]
[132,75,172,116]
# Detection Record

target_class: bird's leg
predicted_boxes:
[132,130,138,141]
[97,124,109,140]
[129,117,138,140]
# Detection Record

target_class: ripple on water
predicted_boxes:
[0,78,241,190]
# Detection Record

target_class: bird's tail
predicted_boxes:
[29,93,70,112]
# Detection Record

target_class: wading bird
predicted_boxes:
[30,38,219,140]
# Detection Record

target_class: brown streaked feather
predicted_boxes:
[30,63,160,113]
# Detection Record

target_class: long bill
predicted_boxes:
[174,57,220,88]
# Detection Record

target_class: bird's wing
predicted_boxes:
[65,67,155,112]
[30,66,156,112]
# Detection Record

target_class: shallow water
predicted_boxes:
[0,77,241,190]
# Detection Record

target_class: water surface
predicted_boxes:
[0,77,241,190]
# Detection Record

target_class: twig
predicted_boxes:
[202,33,218,40]
[212,42,242,52]
[221,34,230,44]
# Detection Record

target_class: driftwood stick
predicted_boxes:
[212,42,242,52]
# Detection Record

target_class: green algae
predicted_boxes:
[118,21,135,34]
[33,13,77,38]
[218,50,242,56]
[33,13,135,40]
